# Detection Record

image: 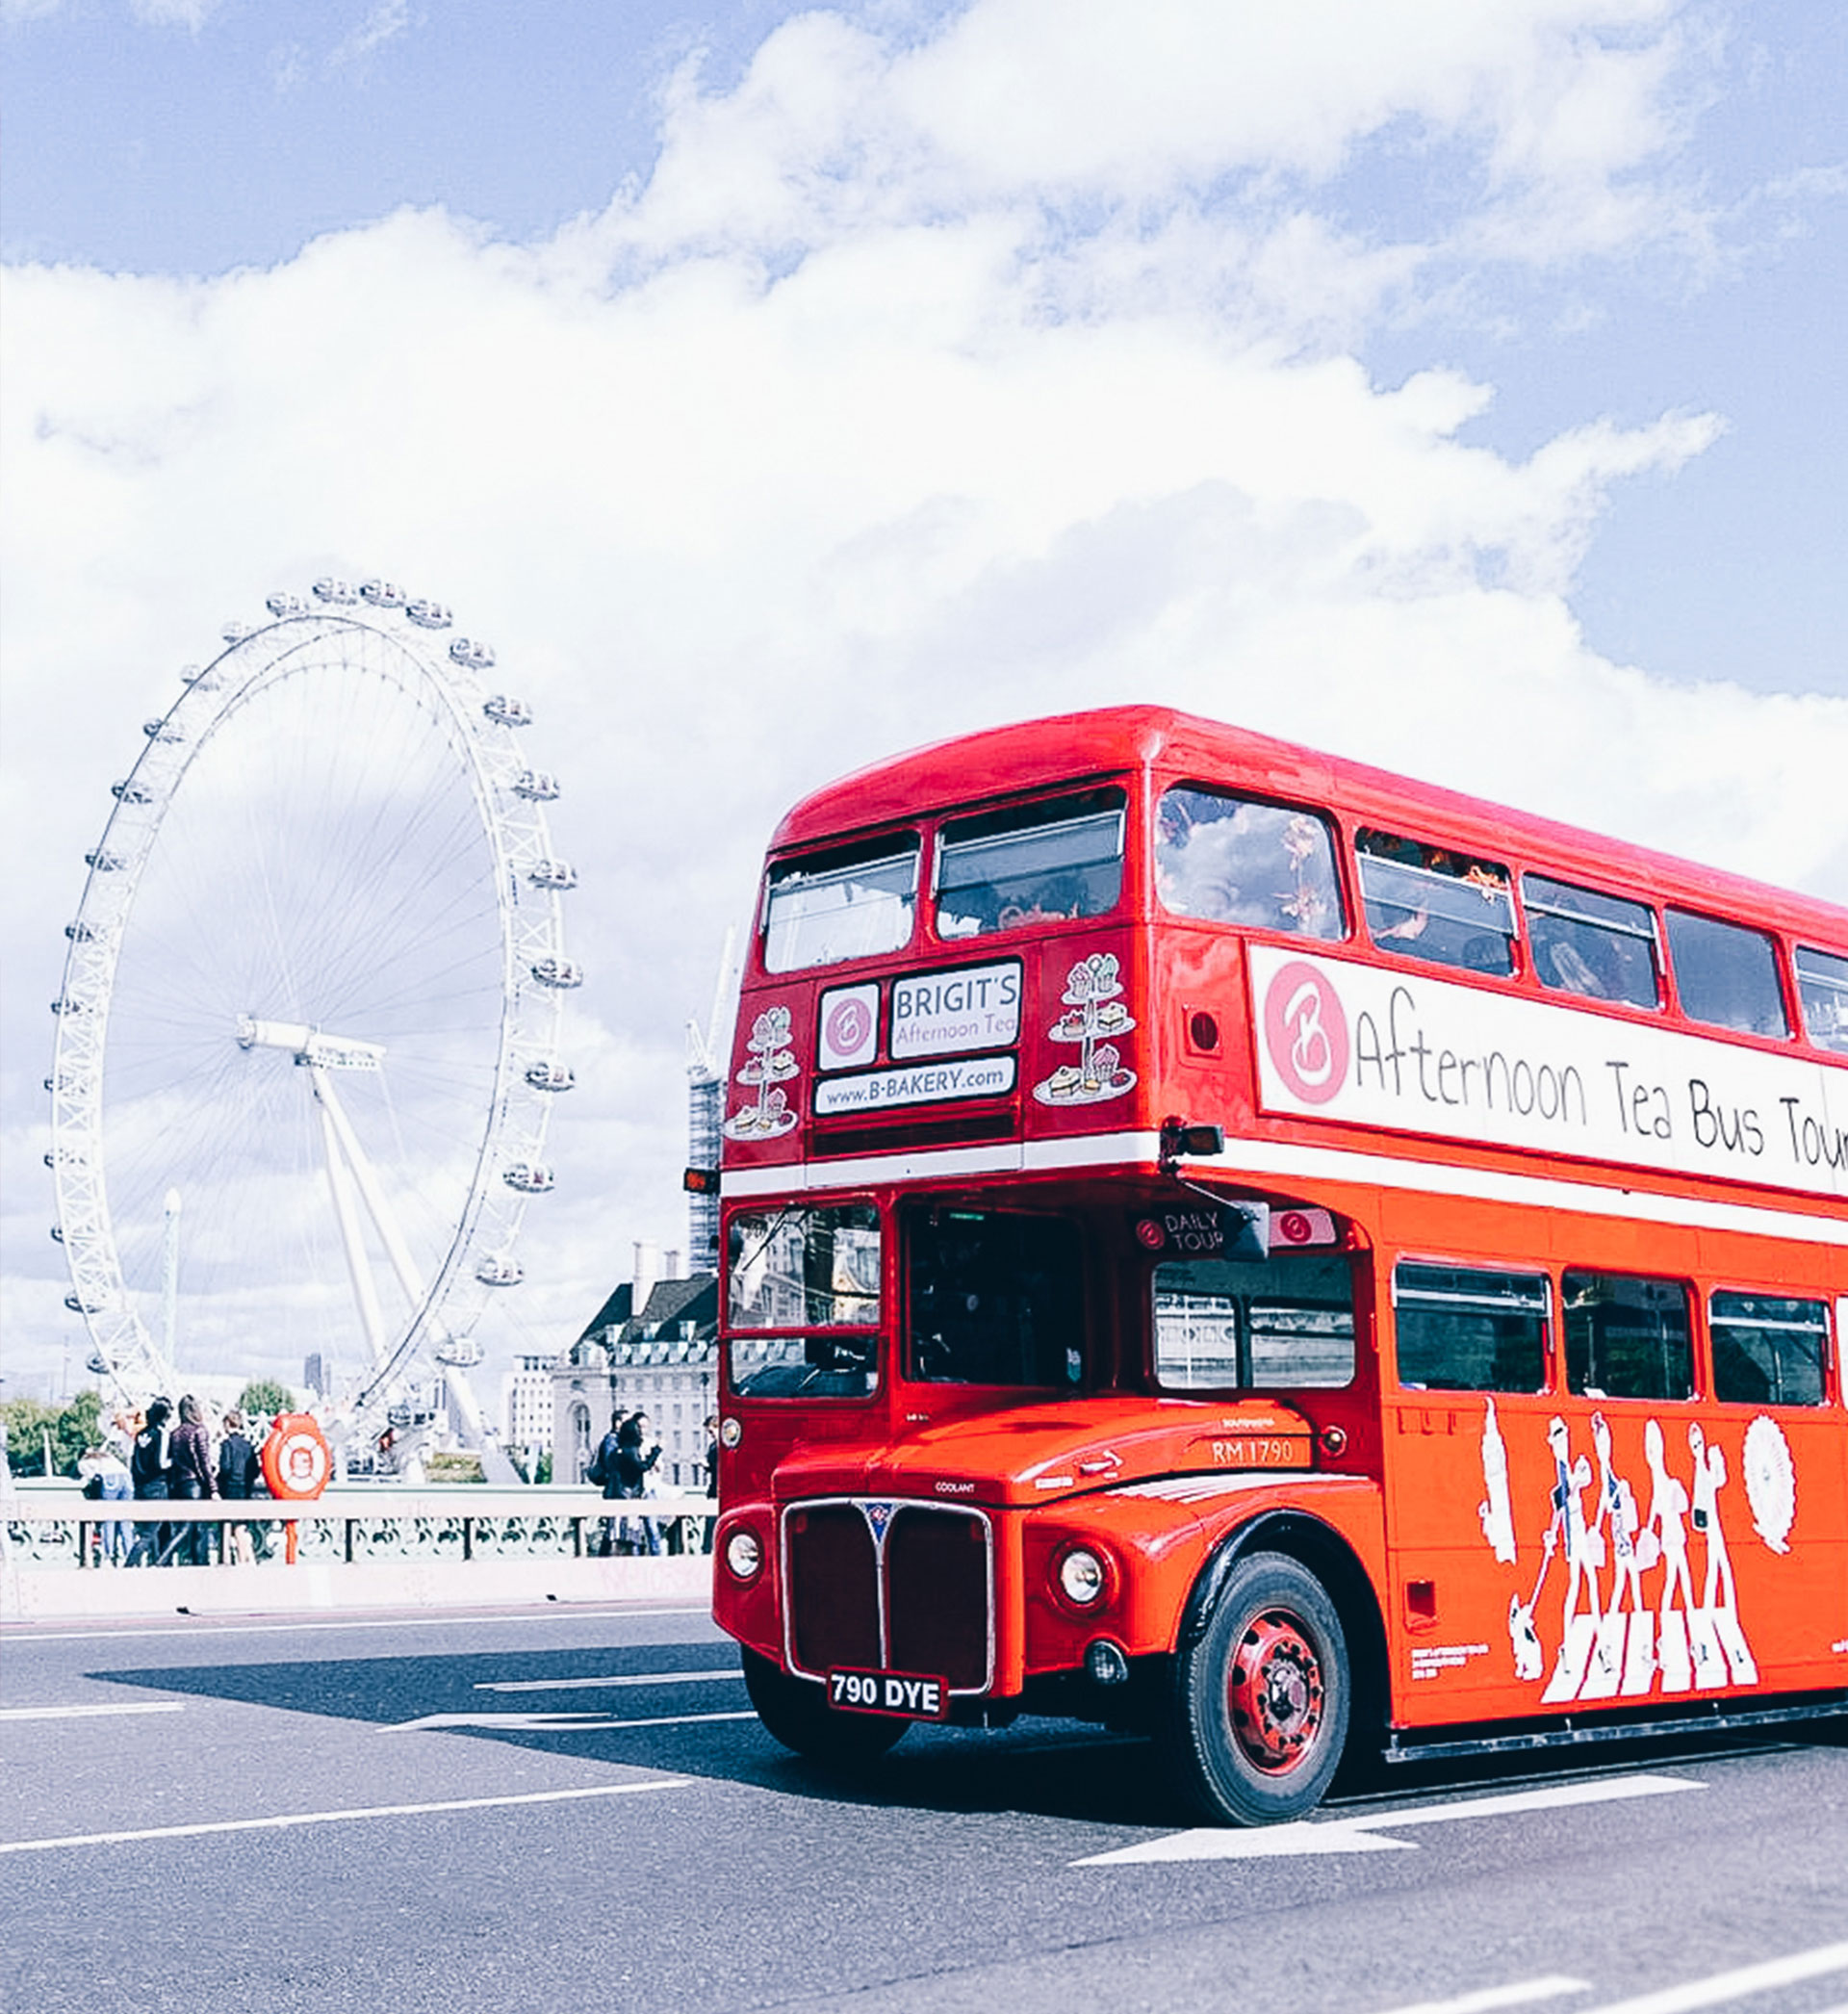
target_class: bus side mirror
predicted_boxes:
[1160,1118,1225,1166]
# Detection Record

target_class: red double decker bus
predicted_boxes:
[706,705,1846,1824]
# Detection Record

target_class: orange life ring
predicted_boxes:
[260,1413,332,1501]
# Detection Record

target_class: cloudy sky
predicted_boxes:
[3,0,1844,1406]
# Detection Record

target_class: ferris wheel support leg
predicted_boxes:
[314,1085,392,1375]
[310,1066,429,1313]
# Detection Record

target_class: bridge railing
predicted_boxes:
[2,1482,719,1571]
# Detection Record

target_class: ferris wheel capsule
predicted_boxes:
[514,770,561,801]
[311,578,359,606]
[502,1161,554,1193]
[525,1061,576,1092]
[266,592,310,619]
[483,695,531,726]
[405,599,452,630]
[360,580,406,608]
[530,957,583,989]
[449,637,496,671]
[528,859,577,890]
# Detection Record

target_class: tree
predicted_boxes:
[0,1389,103,1477]
[238,1379,295,1419]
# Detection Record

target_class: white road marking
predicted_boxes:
[1075,1773,1703,1864]
[1575,1943,1848,2014]
[0,1778,690,1855]
[475,1669,744,1692]
[382,1708,761,1733]
[1375,1979,1590,2014]
[7,1605,717,1644]
[0,1702,185,1721]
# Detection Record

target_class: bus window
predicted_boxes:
[1392,1263,1548,1392]
[1795,945,1848,1054]
[936,790,1124,940]
[1523,873,1661,1009]
[1154,1252,1355,1390]
[907,1209,1084,1386]
[727,1204,881,1396]
[1664,909,1790,1039]
[1563,1271,1693,1401]
[1709,1292,1829,1407]
[1357,832,1517,976]
[1154,788,1345,938]
[764,837,919,972]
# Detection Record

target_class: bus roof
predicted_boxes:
[769,704,1846,941]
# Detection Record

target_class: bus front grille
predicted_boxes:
[784,1499,993,1694]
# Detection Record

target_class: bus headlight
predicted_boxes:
[724,1528,763,1583]
[1057,1545,1109,1607]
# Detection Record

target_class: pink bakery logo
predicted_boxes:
[1262,961,1349,1106]
[824,995,873,1058]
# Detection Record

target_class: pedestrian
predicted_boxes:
[217,1409,262,1564]
[615,1410,663,1557]
[128,1399,173,1565]
[585,1408,628,1557]
[78,1442,134,1565]
[702,1414,718,1555]
[168,1393,218,1565]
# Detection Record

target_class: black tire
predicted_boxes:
[1166,1550,1351,1825]
[742,1648,910,1768]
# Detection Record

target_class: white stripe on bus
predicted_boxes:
[722,1126,1845,1245]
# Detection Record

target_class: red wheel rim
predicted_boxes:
[1226,1607,1325,1774]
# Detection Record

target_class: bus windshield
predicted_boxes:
[727,1204,882,1397]
[907,1208,1085,1387]
[764,838,919,972]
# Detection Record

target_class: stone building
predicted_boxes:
[553,1267,719,1490]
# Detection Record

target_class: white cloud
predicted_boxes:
[3,0,1842,1402]
[327,0,412,71]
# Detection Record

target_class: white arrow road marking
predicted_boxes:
[382,1709,761,1733]
[1074,1772,1703,1863]
[475,1669,744,1692]
[0,1702,185,1721]
[0,1779,689,1855]
[1374,1980,1591,2014]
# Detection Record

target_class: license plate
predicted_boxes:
[828,1667,949,1720]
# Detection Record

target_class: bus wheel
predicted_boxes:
[1168,1551,1350,1825]
[741,1648,910,1768]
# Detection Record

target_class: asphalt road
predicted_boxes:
[4,1602,1845,2014]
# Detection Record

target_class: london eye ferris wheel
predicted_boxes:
[47,578,578,1434]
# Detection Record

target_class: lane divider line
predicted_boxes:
[0,1702,186,1721]
[1374,1977,1591,2014]
[382,1708,760,1733]
[475,1670,744,1692]
[1574,1941,1848,2014]
[0,1778,690,1855]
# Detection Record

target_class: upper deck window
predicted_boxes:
[906,1208,1084,1387]
[1358,832,1517,976]
[1155,788,1344,938]
[1795,945,1848,1054]
[764,837,919,973]
[726,1204,881,1397]
[1664,909,1789,1039]
[936,789,1124,940]
[1523,873,1661,1009]
[1154,1252,1355,1390]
